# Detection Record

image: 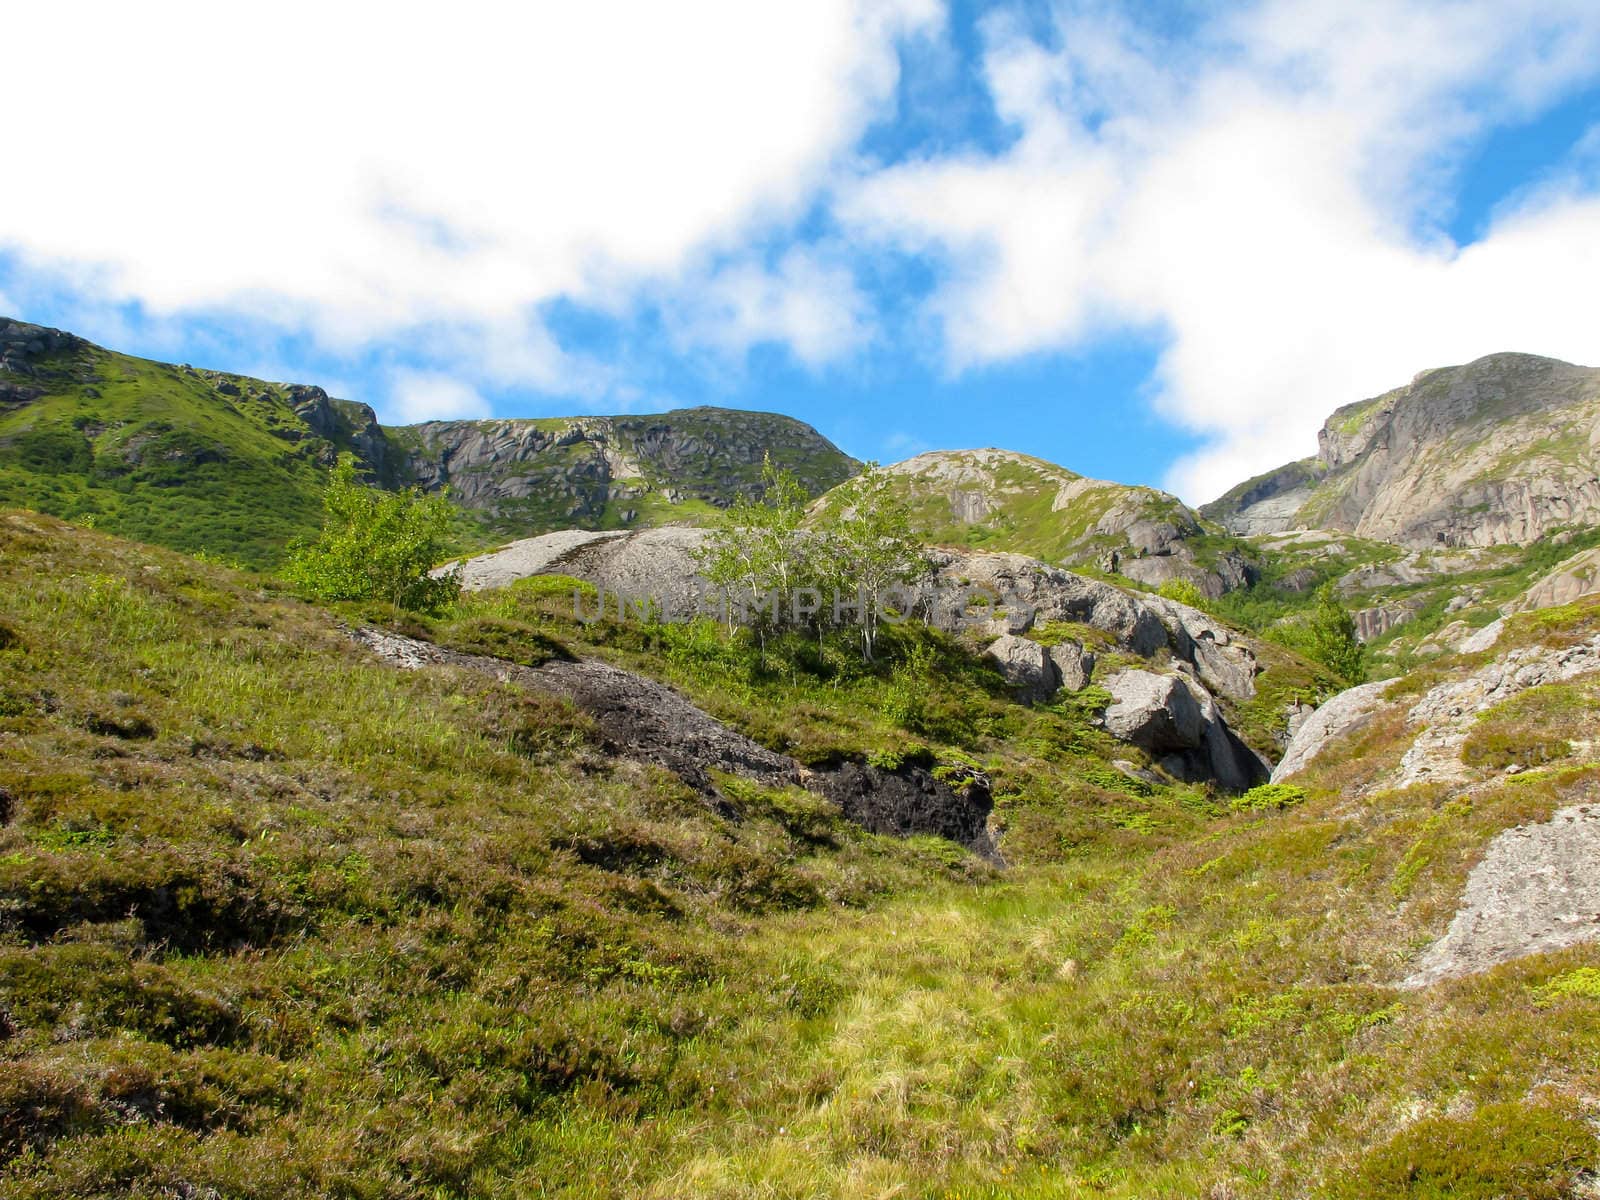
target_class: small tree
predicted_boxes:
[286,455,461,615]
[814,463,926,662]
[698,454,813,640]
[1304,582,1366,684]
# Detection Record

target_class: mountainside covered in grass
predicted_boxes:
[0,318,857,569]
[815,448,1257,597]
[4,510,1599,1198]
[1203,352,1600,548]
[0,319,394,569]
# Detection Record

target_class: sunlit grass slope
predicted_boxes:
[1,510,1596,1198]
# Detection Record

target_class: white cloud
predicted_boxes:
[384,369,491,425]
[840,0,1600,502]
[6,0,1600,494]
[664,248,874,368]
[1,0,938,374]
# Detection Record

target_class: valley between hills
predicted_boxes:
[3,316,1600,1197]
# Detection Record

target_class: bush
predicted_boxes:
[1156,579,1208,609]
[1271,584,1366,685]
[1336,1100,1594,1200]
[1231,783,1308,812]
[285,455,461,614]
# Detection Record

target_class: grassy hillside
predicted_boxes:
[814,449,1254,595]
[0,321,858,571]
[0,335,384,569]
[3,511,1596,1197]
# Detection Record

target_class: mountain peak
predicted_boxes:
[1206,352,1600,548]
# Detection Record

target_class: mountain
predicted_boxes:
[819,447,1258,596]
[0,317,857,567]
[397,407,857,535]
[1203,352,1600,548]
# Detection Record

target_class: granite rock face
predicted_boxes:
[1401,805,1600,988]
[1204,353,1600,550]
[401,408,858,529]
[1509,545,1600,614]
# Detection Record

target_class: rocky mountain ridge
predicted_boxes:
[398,406,857,532]
[1204,352,1600,548]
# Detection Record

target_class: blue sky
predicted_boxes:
[5,1,1600,502]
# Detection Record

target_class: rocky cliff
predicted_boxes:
[397,408,857,533]
[1204,353,1600,549]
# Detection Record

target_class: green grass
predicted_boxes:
[2,510,1599,1198]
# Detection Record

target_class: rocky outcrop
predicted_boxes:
[352,627,999,859]
[1401,805,1600,988]
[281,384,394,481]
[1102,670,1267,790]
[1205,353,1600,550]
[865,448,1256,597]
[0,318,85,407]
[921,549,1262,701]
[1272,680,1391,781]
[1352,597,1428,643]
[1394,633,1600,789]
[446,530,1271,788]
[448,531,1264,706]
[0,318,83,377]
[1509,545,1600,614]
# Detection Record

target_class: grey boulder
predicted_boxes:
[1271,680,1391,781]
[1049,640,1095,692]
[985,634,1060,704]
[1102,669,1266,790]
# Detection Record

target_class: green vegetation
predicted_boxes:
[3,509,1598,1197]
[700,458,925,661]
[0,350,353,568]
[1230,782,1308,812]
[284,456,462,614]
[813,449,1256,584]
[1157,578,1208,608]
[1294,585,1367,684]
[1332,1099,1594,1200]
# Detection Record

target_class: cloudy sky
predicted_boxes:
[5,0,1600,503]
